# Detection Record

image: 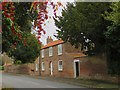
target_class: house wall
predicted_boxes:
[41,44,75,78]
[41,42,108,78]
[34,57,40,76]
[64,42,82,53]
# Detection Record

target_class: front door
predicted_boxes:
[50,62,53,75]
[74,60,80,78]
[75,62,79,77]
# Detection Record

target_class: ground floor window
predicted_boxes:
[41,62,45,71]
[36,64,38,71]
[58,60,63,71]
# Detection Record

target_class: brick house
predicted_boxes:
[40,37,107,78]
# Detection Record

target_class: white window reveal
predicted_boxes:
[41,62,45,71]
[36,64,38,71]
[49,47,53,56]
[58,60,63,71]
[58,44,62,55]
[41,49,44,58]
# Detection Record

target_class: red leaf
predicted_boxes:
[43,30,46,34]
[44,2,48,5]
[37,35,41,39]
[11,17,14,21]
[51,2,54,6]
[45,14,48,19]
[38,32,41,35]
[0,3,2,10]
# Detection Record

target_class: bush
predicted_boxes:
[0,66,4,70]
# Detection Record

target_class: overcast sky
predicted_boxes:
[40,0,75,45]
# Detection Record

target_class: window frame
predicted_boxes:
[41,62,45,71]
[41,49,44,58]
[58,60,63,71]
[35,64,38,71]
[49,47,53,57]
[58,44,62,55]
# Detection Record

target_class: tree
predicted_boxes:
[104,2,120,75]
[11,33,41,64]
[2,1,62,63]
[54,2,111,55]
[2,2,37,52]
[14,2,38,32]
[2,2,40,63]
[54,2,120,75]
[0,56,5,66]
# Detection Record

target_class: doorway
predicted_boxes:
[74,60,80,78]
[50,61,53,75]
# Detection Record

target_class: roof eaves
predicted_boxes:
[41,41,64,49]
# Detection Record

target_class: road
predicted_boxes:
[2,72,85,89]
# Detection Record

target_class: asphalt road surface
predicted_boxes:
[1,72,84,88]
[0,73,109,90]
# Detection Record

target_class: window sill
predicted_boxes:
[58,69,63,72]
[42,70,45,71]
[58,53,62,56]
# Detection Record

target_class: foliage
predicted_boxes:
[0,66,4,70]
[14,2,38,32]
[105,2,120,52]
[2,1,63,63]
[0,56,5,66]
[11,33,40,64]
[54,2,120,75]
[2,2,40,63]
[54,2,111,55]
[104,2,120,75]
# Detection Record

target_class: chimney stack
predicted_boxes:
[47,36,53,44]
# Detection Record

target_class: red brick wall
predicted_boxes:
[4,58,40,76]
[41,44,75,78]
[64,42,82,53]
[41,43,108,78]
[4,64,30,74]
[79,55,107,77]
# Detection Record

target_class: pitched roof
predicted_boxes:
[68,53,87,58]
[42,40,64,49]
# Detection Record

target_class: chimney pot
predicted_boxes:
[47,36,53,44]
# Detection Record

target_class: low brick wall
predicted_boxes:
[4,63,40,76]
[78,55,119,84]
[4,64,29,74]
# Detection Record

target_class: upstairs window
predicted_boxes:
[49,47,53,56]
[41,49,44,58]
[58,60,63,71]
[58,44,62,55]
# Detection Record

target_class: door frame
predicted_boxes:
[50,61,53,75]
[74,60,80,78]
